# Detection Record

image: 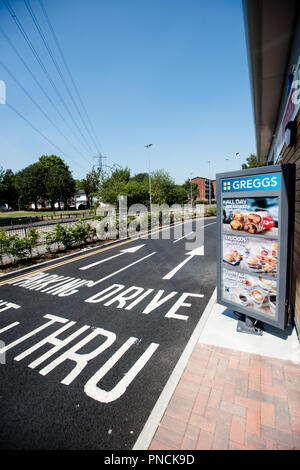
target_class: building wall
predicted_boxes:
[192,177,216,201]
[280,107,300,332]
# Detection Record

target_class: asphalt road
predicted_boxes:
[0,217,217,450]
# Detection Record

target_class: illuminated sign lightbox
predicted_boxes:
[216,164,295,330]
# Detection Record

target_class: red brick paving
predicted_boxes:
[148,343,300,450]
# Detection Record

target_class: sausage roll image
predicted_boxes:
[247,211,268,225]
[246,211,268,233]
[233,211,248,223]
[230,219,244,231]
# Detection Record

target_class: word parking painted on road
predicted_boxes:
[9,272,94,296]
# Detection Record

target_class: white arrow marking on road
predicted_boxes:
[91,251,157,285]
[162,245,204,280]
[79,244,146,270]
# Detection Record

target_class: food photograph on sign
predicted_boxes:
[222,268,277,317]
[222,235,278,277]
[222,197,279,236]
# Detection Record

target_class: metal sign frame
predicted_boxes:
[216,164,295,330]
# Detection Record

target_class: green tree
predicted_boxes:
[126,180,149,206]
[151,169,175,205]
[241,154,265,169]
[166,185,188,205]
[81,168,102,207]
[98,167,131,205]
[16,162,47,210]
[182,179,199,201]
[0,168,19,209]
[39,155,75,210]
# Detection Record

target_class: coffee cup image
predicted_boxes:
[251,288,265,306]
[238,292,249,306]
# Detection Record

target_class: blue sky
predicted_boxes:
[0,0,256,183]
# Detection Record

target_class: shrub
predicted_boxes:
[6,235,29,261]
[44,223,74,251]
[72,219,96,244]
[25,228,39,256]
[205,205,217,216]
[0,230,10,264]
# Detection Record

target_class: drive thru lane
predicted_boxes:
[0,218,216,449]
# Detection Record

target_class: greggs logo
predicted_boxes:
[222,173,281,193]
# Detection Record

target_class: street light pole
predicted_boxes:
[145,144,153,212]
[190,173,193,209]
[207,161,211,206]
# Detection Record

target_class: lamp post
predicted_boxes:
[190,173,193,209]
[145,144,153,212]
[207,160,211,206]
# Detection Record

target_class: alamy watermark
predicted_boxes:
[95,199,208,251]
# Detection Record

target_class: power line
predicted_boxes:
[5,101,87,172]
[2,0,94,155]
[0,60,89,163]
[24,0,99,155]
[0,24,90,158]
[38,0,102,154]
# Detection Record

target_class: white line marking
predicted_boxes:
[0,322,20,334]
[173,231,194,243]
[203,222,216,228]
[133,287,217,450]
[91,252,157,286]
[79,244,146,270]
[163,245,204,280]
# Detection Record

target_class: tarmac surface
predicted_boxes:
[0,217,217,450]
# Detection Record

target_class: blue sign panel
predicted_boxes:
[222,173,281,193]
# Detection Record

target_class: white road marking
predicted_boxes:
[173,231,194,243]
[79,244,146,270]
[203,222,216,228]
[162,245,204,280]
[91,252,157,286]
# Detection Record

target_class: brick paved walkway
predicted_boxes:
[149,343,300,450]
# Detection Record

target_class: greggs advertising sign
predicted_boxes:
[216,164,295,331]
[222,173,281,193]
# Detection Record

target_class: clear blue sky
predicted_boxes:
[0,0,256,184]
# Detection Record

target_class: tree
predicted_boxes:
[241,154,265,169]
[182,179,199,201]
[0,168,19,209]
[97,167,131,205]
[38,155,75,210]
[81,168,102,207]
[166,185,188,205]
[151,169,175,205]
[16,163,47,210]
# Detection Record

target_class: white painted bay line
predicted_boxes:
[173,231,194,243]
[133,287,217,450]
[203,222,216,228]
[80,251,125,270]
[91,252,157,286]
[80,244,146,271]
[0,321,20,334]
